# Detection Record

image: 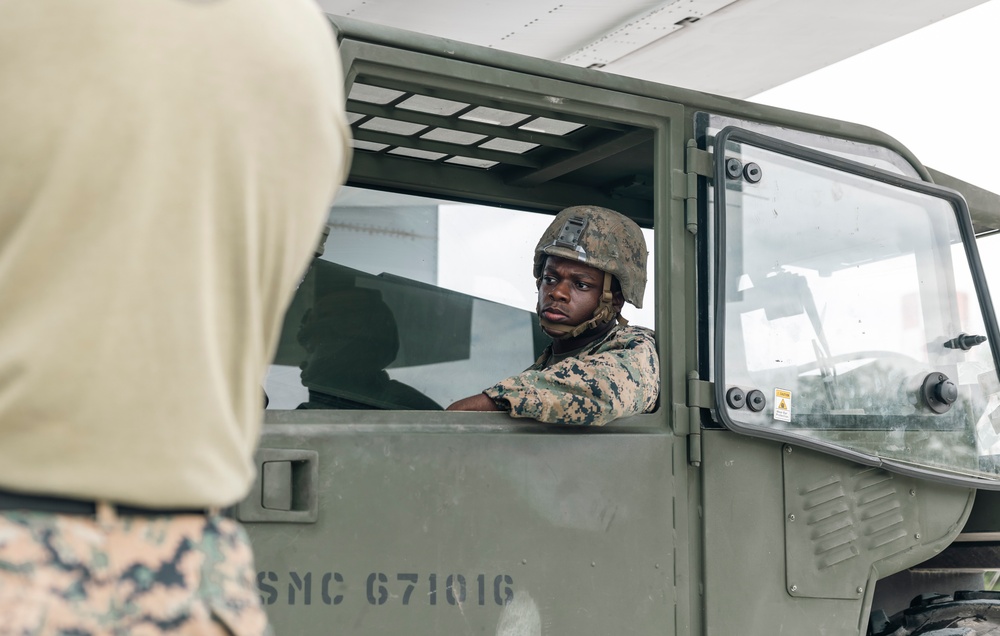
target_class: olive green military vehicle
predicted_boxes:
[246,14,1000,635]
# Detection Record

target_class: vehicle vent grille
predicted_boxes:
[345,80,626,180]
[783,449,926,600]
[798,468,909,571]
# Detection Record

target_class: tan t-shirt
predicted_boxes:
[0,0,351,507]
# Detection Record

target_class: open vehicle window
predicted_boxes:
[713,127,1000,487]
[264,187,655,411]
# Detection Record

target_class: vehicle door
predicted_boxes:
[694,120,1000,634]
[239,22,695,636]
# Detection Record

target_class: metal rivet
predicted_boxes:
[788,514,795,522]
[910,489,917,496]
[655,564,660,569]
[785,446,793,454]
[725,157,743,179]
[915,533,921,540]
[790,585,798,592]
[857,586,864,594]
[591,561,596,567]
[726,387,746,409]
[522,559,527,565]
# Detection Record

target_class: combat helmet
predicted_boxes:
[533,205,648,338]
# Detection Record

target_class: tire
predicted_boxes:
[870,591,1000,635]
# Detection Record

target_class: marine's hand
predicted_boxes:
[447,393,501,412]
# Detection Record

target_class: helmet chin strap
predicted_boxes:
[538,272,628,340]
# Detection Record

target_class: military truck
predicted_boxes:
[246,14,1000,635]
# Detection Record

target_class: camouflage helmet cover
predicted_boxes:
[533,205,648,308]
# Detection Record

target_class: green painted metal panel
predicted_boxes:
[701,429,974,635]
[782,446,973,600]
[246,420,676,635]
[701,429,850,635]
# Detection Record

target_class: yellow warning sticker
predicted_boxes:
[774,388,791,422]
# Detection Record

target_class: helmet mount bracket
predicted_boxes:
[553,216,588,252]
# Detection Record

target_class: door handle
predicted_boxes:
[236,448,319,523]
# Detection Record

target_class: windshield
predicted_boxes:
[715,128,1000,485]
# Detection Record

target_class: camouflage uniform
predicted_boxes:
[0,505,268,636]
[485,325,658,426]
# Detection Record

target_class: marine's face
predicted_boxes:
[536,256,605,336]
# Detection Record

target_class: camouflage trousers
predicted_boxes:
[0,504,270,635]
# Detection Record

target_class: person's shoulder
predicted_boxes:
[616,324,656,343]
[583,324,655,356]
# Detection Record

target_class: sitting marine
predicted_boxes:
[447,205,659,425]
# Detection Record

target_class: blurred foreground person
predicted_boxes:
[0,0,350,632]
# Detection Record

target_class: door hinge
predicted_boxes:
[686,142,714,178]
[686,371,714,467]
[686,373,714,410]
[672,141,713,235]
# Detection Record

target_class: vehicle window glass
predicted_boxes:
[717,131,1000,483]
[264,187,655,410]
[697,112,920,177]
[695,113,921,389]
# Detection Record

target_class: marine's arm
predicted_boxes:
[484,330,658,426]
[447,392,502,412]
